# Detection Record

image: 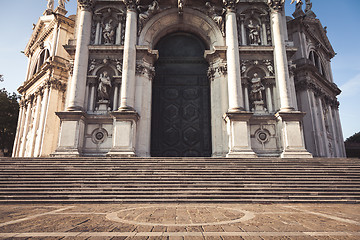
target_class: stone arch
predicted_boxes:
[139,8,225,49]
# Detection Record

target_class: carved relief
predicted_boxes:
[136,61,155,80]
[205,2,225,36]
[137,0,160,35]
[78,0,93,11]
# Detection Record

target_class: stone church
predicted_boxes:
[12,0,346,158]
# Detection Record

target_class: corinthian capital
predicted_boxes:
[267,0,285,11]
[222,0,239,12]
[124,0,139,11]
[78,0,93,11]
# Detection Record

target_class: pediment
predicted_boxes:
[303,18,335,57]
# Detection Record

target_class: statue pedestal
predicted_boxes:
[51,111,86,157]
[275,111,313,158]
[224,111,257,158]
[106,109,139,157]
[55,6,67,16]
[253,100,267,115]
[95,100,110,114]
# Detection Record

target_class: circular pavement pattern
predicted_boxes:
[106,206,255,227]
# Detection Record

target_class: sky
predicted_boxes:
[0,0,359,139]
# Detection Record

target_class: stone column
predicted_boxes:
[334,108,346,157]
[66,0,93,111]
[261,15,268,46]
[34,85,50,157]
[224,0,243,111]
[51,23,59,57]
[266,86,273,112]
[28,92,42,157]
[94,15,101,45]
[222,1,256,158]
[268,0,311,158]
[268,0,293,112]
[19,98,33,157]
[12,100,25,157]
[239,14,246,46]
[328,105,339,157]
[119,0,138,110]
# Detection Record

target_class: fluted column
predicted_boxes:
[66,0,93,111]
[268,0,293,112]
[119,0,138,110]
[19,98,33,157]
[34,85,50,157]
[224,0,243,111]
[28,92,42,157]
[12,100,25,157]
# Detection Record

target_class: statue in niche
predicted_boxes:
[248,20,261,45]
[138,0,160,33]
[98,71,112,101]
[58,0,69,8]
[250,73,265,102]
[102,20,115,44]
[205,2,225,35]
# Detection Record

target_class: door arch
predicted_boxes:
[151,33,212,157]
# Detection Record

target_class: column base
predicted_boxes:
[106,151,136,158]
[226,151,258,158]
[281,150,313,158]
[224,111,257,158]
[108,110,139,157]
[50,150,81,158]
[276,111,313,159]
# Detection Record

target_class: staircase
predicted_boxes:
[0,157,359,203]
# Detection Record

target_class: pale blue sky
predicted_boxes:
[0,0,359,139]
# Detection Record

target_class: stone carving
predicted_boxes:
[178,0,185,15]
[124,0,139,11]
[205,2,225,35]
[58,0,69,8]
[102,20,115,44]
[88,59,97,73]
[138,0,160,35]
[136,61,155,80]
[98,71,112,100]
[46,0,54,10]
[304,0,316,18]
[116,59,123,74]
[222,0,239,11]
[247,20,261,45]
[78,0,93,11]
[263,60,275,75]
[251,73,265,102]
[267,0,285,11]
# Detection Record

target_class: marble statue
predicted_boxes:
[251,73,265,102]
[58,0,69,8]
[138,1,160,24]
[102,20,115,44]
[205,2,225,34]
[98,71,112,100]
[46,0,54,10]
[248,20,261,45]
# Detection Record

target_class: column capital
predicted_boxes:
[78,0,93,11]
[267,0,285,12]
[223,0,239,12]
[124,0,138,11]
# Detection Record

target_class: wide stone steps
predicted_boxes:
[0,157,359,203]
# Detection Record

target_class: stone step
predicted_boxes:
[0,157,359,203]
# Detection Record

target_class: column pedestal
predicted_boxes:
[224,111,257,158]
[51,111,86,157]
[106,110,139,157]
[275,111,313,158]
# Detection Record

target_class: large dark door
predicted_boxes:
[151,33,212,157]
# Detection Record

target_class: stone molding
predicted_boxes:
[267,0,285,12]
[223,0,239,12]
[78,0,93,11]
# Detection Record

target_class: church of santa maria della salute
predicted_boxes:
[12,0,346,159]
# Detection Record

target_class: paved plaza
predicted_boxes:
[0,203,359,239]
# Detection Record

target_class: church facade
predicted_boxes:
[12,0,346,158]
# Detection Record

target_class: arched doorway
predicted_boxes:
[151,33,212,157]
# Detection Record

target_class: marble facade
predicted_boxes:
[12,0,345,158]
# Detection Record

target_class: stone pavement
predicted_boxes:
[0,203,359,239]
